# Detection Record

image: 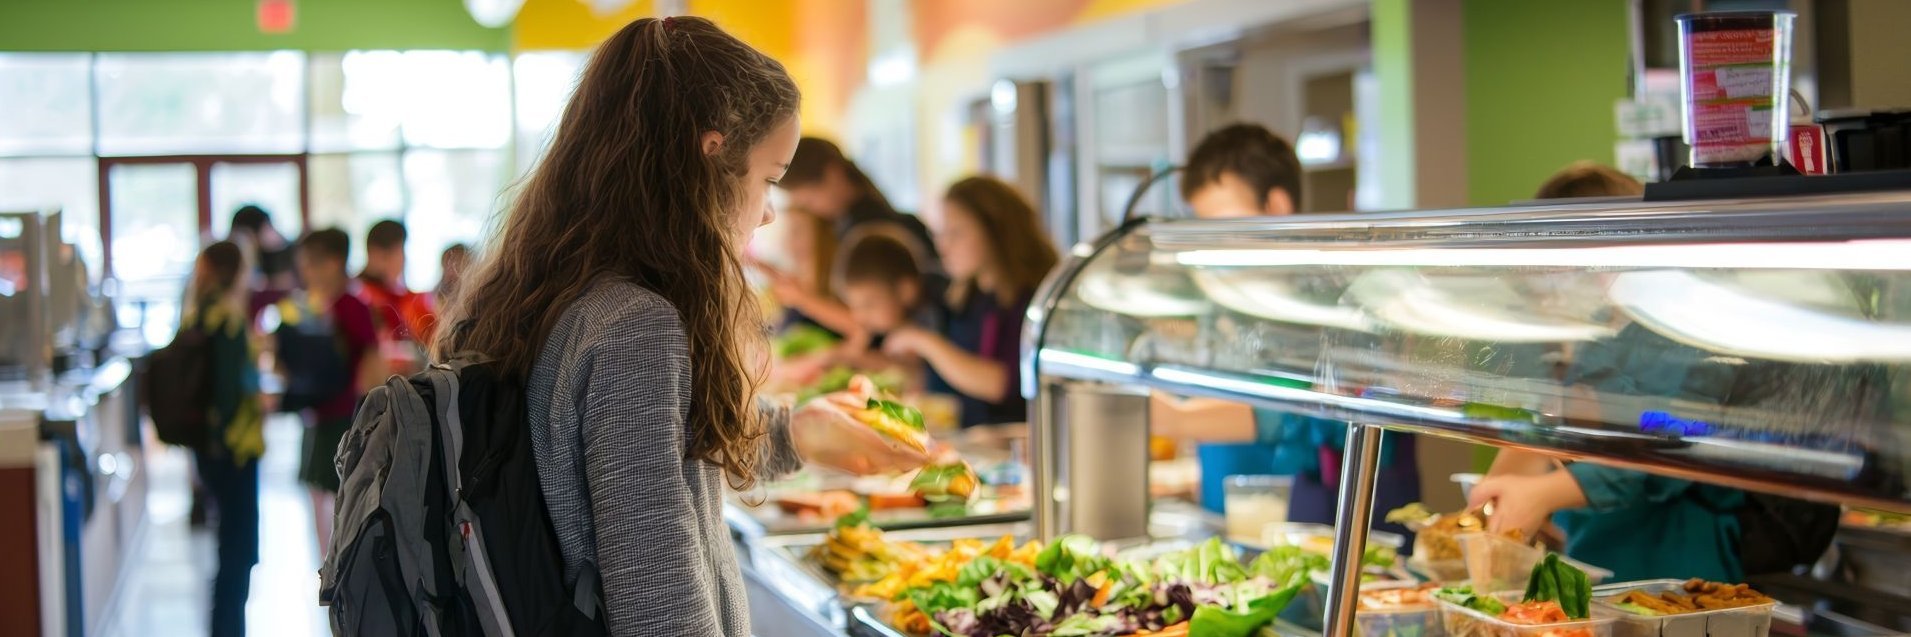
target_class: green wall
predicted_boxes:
[1370,0,1419,210]
[0,0,508,52]
[1462,0,1631,206]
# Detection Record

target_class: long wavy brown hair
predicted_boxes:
[942,176,1059,307]
[438,16,799,488]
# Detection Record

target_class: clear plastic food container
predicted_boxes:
[1438,592,1616,637]
[1404,515,1473,582]
[1410,555,1471,583]
[1285,571,1434,634]
[1591,580,1775,637]
[1457,533,1612,593]
[1270,522,1406,556]
[1351,580,1446,637]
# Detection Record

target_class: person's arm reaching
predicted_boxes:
[576,307,722,636]
[1148,395,1256,442]
[758,260,859,336]
[885,327,1008,402]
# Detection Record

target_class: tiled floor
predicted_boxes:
[105,415,333,637]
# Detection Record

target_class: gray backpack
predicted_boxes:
[319,359,606,636]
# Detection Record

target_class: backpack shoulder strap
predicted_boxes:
[425,361,521,637]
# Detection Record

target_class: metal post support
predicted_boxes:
[1322,423,1384,636]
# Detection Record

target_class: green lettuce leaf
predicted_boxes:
[1435,585,1507,616]
[1189,581,1303,637]
[1036,535,1110,582]
[867,398,925,431]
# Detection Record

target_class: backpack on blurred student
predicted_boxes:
[319,355,606,637]
[272,294,351,413]
[143,324,214,449]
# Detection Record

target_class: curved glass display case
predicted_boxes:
[1023,191,1911,634]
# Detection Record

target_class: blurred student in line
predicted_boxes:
[229,205,297,294]
[433,243,472,310]
[767,138,942,335]
[181,241,266,637]
[1150,123,1422,533]
[356,219,434,374]
[769,207,840,336]
[1472,163,1839,583]
[284,229,379,558]
[883,176,1057,429]
[833,234,942,380]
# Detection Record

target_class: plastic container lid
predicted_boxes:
[1274,521,1407,553]
[1591,579,1776,637]
[1458,532,1613,593]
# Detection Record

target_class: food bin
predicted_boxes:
[1284,568,1424,633]
[1266,523,1410,631]
[1438,591,1616,637]
[1410,555,1471,583]
[1335,577,1446,637]
[1590,580,1775,637]
[1404,515,1473,583]
[1457,533,1612,593]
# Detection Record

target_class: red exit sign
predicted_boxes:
[258,0,296,34]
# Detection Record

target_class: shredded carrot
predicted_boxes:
[1140,623,1190,636]
[1091,579,1116,607]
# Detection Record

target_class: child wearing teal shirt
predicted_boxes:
[1189,408,1419,542]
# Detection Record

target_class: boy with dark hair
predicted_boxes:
[288,227,379,558]
[838,233,934,342]
[1156,124,1422,532]
[355,219,435,371]
[1180,123,1306,218]
[815,233,944,382]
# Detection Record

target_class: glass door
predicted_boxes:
[100,155,306,338]
[209,159,306,238]
[103,161,197,337]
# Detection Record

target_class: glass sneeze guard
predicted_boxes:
[1023,190,1911,633]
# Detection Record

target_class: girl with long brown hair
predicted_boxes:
[882,176,1059,428]
[435,17,924,635]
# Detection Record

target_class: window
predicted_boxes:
[106,162,199,302]
[209,161,305,238]
[96,52,307,156]
[0,48,591,290]
[309,152,404,271]
[0,53,93,156]
[400,149,508,288]
[513,51,588,170]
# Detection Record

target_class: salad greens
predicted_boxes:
[1247,546,1329,587]
[906,536,1316,637]
[796,366,904,404]
[1523,553,1591,619]
[774,324,839,358]
[1434,585,1507,616]
[1035,535,1112,582]
[1188,583,1302,637]
[868,398,926,431]
[1435,553,1593,621]
[834,505,871,530]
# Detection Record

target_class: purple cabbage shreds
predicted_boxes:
[937,609,980,635]
[1160,583,1197,623]
[971,599,1051,636]
[1056,578,1099,616]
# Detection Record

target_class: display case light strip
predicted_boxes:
[1036,349,1142,380]
[1174,239,1911,270]
[1147,366,1468,425]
